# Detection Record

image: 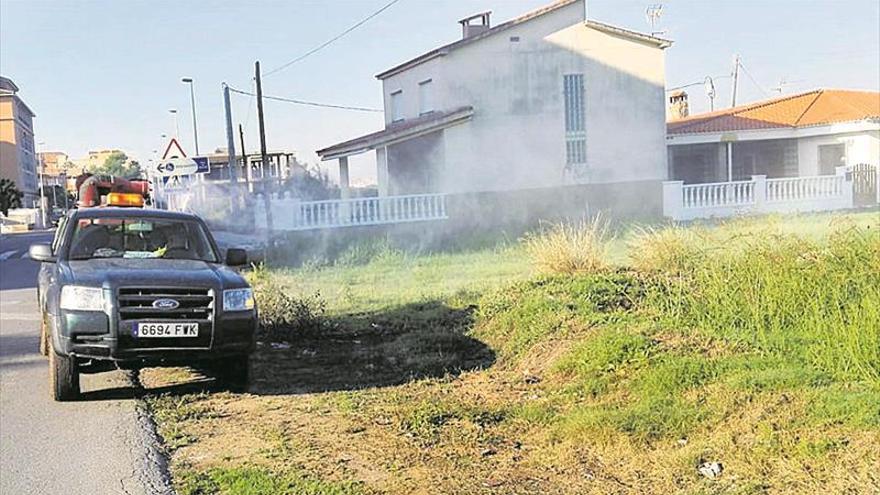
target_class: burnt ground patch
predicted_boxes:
[250,301,494,395]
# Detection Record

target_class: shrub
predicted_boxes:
[523,215,609,275]
[249,269,326,342]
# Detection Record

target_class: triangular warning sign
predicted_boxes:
[161,138,188,160]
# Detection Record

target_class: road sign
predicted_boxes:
[193,157,209,174]
[154,156,209,177]
[155,157,198,177]
[161,137,187,160]
[162,174,194,190]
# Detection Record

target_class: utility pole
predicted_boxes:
[222,83,239,218]
[730,54,740,107]
[255,61,274,245]
[239,124,249,188]
[222,83,237,183]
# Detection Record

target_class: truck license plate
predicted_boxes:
[136,322,199,338]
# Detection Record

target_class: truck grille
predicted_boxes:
[117,287,214,321]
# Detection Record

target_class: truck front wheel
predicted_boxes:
[49,344,80,402]
[213,355,250,393]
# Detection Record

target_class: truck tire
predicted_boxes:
[214,355,250,393]
[49,344,80,402]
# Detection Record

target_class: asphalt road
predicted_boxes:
[0,231,170,494]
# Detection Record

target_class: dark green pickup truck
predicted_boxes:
[30,207,258,401]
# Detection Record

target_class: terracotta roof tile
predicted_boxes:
[668,89,880,135]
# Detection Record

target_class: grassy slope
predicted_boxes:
[144,211,880,495]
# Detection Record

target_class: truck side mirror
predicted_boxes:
[225,248,247,266]
[29,243,56,263]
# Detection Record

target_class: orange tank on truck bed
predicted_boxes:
[75,174,150,208]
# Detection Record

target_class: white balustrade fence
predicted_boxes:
[664,170,855,221]
[681,180,755,209]
[766,175,846,203]
[254,193,448,231]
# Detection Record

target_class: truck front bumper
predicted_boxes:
[52,309,257,364]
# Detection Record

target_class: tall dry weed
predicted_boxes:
[524,216,609,275]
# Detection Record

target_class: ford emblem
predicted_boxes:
[152,298,180,310]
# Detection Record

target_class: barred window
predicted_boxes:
[563,74,586,165]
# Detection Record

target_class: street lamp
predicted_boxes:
[181,77,200,155]
[169,109,179,139]
[36,141,46,227]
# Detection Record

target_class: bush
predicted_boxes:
[249,267,326,342]
[523,215,609,275]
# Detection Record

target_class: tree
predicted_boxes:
[281,163,340,201]
[90,151,142,179]
[0,178,23,217]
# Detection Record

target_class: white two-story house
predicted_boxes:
[311,0,672,228]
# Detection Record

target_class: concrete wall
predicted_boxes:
[797,130,880,176]
[379,0,667,197]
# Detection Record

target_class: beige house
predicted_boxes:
[317,0,672,219]
[0,76,39,205]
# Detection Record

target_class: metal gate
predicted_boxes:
[848,163,878,207]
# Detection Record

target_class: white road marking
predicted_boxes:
[0,313,38,320]
[0,251,17,261]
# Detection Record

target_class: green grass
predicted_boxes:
[265,245,531,314]
[176,466,370,495]
[151,210,880,495]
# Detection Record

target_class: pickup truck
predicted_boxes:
[30,205,258,401]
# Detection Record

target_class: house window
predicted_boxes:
[563,74,586,167]
[818,143,845,175]
[391,90,404,122]
[419,79,433,115]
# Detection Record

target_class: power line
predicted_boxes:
[242,78,256,132]
[738,60,769,97]
[667,74,730,92]
[228,86,383,113]
[264,0,404,77]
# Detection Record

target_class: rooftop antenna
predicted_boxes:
[772,77,804,94]
[645,4,665,36]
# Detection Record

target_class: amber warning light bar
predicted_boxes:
[106,192,145,207]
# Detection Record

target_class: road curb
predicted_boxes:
[133,391,176,494]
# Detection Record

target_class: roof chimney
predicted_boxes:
[668,90,689,120]
[458,11,491,39]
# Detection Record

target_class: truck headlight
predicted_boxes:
[223,288,254,312]
[60,286,105,311]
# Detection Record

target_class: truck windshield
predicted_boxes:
[68,217,218,262]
